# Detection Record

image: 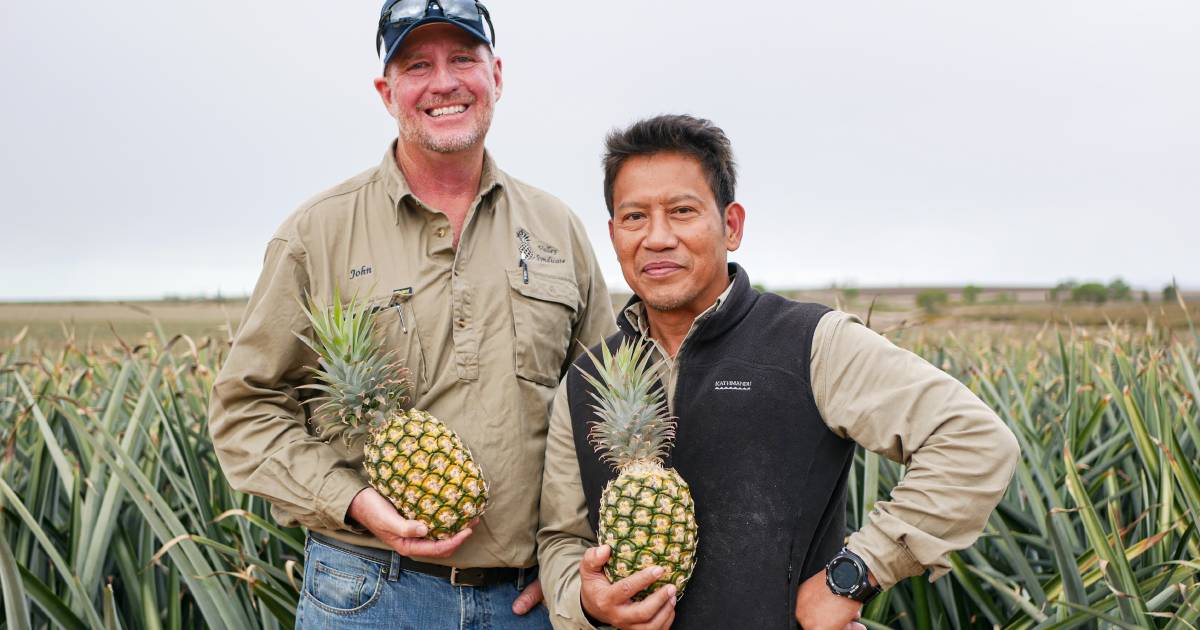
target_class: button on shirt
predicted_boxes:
[210,145,617,569]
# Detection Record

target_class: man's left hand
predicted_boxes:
[511,578,544,615]
[794,569,867,630]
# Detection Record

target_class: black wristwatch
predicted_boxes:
[825,548,881,604]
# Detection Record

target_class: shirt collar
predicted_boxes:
[379,141,505,223]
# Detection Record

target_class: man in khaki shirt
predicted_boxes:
[537,115,1020,629]
[209,2,614,627]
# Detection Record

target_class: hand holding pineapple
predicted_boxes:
[347,486,476,558]
[579,544,677,630]
[297,290,489,547]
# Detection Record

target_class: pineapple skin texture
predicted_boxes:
[363,409,488,541]
[599,464,697,599]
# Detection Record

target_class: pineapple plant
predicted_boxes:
[296,290,488,540]
[580,339,698,599]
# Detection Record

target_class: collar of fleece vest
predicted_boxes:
[616,262,756,345]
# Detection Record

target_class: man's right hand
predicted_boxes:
[579,544,676,630]
[346,488,474,558]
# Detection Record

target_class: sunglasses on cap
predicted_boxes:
[377,0,496,61]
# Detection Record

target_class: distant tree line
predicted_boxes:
[1049,279,1129,305]
[1047,279,1181,305]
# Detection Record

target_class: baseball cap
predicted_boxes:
[377,0,495,68]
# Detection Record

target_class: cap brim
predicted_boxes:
[382,17,492,67]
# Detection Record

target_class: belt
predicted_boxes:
[308,532,536,588]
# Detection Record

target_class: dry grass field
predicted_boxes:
[2,288,1196,352]
[0,299,244,351]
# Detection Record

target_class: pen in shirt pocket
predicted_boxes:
[519,247,530,284]
[388,288,414,333]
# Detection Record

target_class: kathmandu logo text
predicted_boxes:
[714,380,752,392]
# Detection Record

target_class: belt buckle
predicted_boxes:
[451,566,482,588]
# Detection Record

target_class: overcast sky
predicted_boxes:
[1,1,1197,300]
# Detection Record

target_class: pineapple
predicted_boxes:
[296,290,488,540]
[580,339,698,599]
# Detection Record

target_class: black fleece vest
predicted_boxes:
[566,265,850,628]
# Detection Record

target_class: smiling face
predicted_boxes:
[374,23,502,155]
[609,152,745,319]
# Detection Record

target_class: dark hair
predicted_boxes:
[602,114,737,216]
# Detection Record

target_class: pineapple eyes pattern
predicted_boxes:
[421,475,444,494]
[435,507,459,526]
[364,411,488,539]
[598,467,698,600]
[439,484,461,503]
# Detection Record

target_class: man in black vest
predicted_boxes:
[536,114,1020,629]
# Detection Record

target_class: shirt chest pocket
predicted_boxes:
[368,294,429,397]
[507,268,579,387]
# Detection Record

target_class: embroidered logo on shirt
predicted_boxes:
[350,265,373,280]
[714,379,752,392]
[516,228,565,264]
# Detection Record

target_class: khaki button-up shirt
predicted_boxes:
[537,284,1020,628]
[210,145,617,568]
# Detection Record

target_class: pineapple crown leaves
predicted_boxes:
[293,286,411,442]
[578,338,676,469]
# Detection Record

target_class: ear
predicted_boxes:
[374,75,396,117]
[492,55,503,102]
[723,202,745,252]
[608,218,615,243]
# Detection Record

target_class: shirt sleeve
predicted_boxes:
[811,311,1020,589]
[208,237,369,532]
[537,381,600,630]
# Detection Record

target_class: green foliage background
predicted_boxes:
[1,316,1198,628]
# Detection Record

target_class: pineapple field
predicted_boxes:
[0,300,1198,628]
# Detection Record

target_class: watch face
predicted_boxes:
[830,558,860,589]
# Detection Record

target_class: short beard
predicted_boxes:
[401,121,486,153]
[642,292,696,313]
[399,102,493,154]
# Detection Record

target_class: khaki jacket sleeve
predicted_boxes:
[208,237,369,531]
[538,381,599,630]
[811,311,1019,589]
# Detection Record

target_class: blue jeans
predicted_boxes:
[295,535,551,630]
